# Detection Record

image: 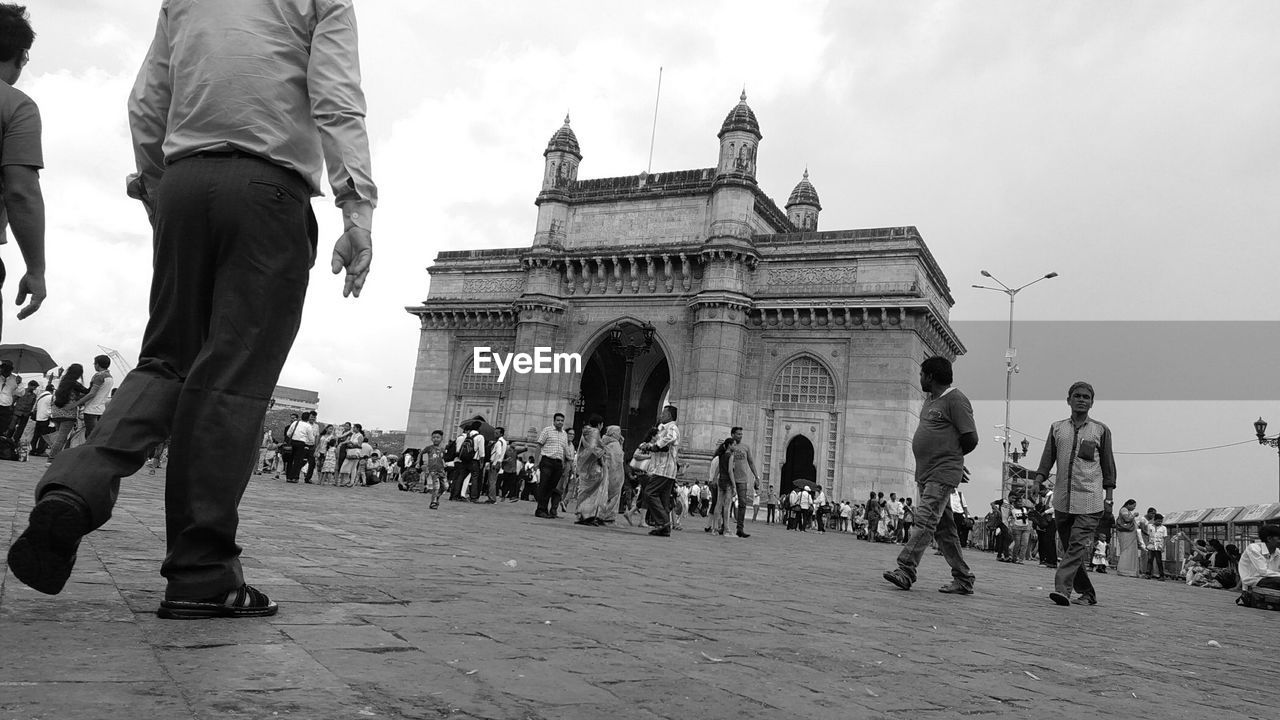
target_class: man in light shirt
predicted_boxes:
[1239,524,1280,591]
[534,412,570,518]
[78,355,114,440]
[485,426,508,504]
[11,0,376,621]
[639,405,680,537]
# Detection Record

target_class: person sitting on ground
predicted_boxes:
[1238,525,1280,592]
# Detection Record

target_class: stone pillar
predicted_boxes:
[683,291,752,454]
[502,297,569,442]
[405,316,455,448]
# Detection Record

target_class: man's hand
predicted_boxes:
[330,227,372,297]
[15,271,45,320]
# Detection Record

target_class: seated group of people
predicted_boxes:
[1181,538,1239,589]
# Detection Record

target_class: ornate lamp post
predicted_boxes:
[1254,417,1280,503]
[973,270,1058,499]
[609,321,656,438]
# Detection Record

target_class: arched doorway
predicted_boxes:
[780,435,817,499]
[575,322,668,458]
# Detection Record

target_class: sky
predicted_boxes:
[5,0,1279,513]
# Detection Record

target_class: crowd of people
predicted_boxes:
[0,355,115,463]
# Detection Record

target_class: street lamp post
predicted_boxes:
[1253,417,1280,503]
[973,270,1058,500]
[609,321,656,440]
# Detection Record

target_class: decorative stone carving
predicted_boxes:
[463,277,525,294]
[766,266,856,286]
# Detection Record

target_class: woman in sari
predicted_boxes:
[1114,498,1141,576]
[572,415,607,526]
[599,425,625,524]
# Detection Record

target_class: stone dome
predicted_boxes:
[544,114,582,158]
[786,169,821,210]
[718,91,761,139]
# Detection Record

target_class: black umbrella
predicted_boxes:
[0,343,58,374]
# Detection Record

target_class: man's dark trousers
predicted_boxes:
[35,155,316,601]
[285,439,309,481]
[536,457,563,514]
[642,473,676,530]
[1054,511,1102,600]
[302,445,317,483]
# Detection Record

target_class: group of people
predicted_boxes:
[259,411,386,489]
[0,355,115,463]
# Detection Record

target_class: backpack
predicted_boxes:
[0,436,17,461]
[458,432,477,463]
[1236,585,1280,611]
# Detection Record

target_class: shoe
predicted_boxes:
[304,480,314,484]
[429,502,439,509]
[1049,591,1071,606]
[285,479,298,483]
[737,530,750,539]
[157,583,278,620]
[882,569,912,591]
[534,510,551,519]
[483,499,497,504]
[6,490,93,595]
[938,582,974,595]
[704,527,712,533]
[648,527,671,537]
[574,518,595,526]
[548,512,560,519]
[1074,594,1098,606]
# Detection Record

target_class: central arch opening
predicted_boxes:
[576,322,669,458]
[780,435,816,498]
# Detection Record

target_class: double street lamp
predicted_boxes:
[1253,417,1280,503]
[973,270,1058,499]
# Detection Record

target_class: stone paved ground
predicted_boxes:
[1,460,1276,720]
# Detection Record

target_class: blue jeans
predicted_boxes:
[896,481,974,589]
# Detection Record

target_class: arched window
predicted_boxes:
[771,356,836,406]
[460,366,501,394]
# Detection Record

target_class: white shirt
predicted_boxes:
[0,374,19,406]
[83,369,115,415]
[887,500,903,519]
[1239,541,1280,589]
[287,420,318,445]
[799,490,813,509]
[490,436,508,465]
[814,490,827,507]
[34,391,53,422]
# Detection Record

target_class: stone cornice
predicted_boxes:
[748,301,964,355]
[407,303,520,331]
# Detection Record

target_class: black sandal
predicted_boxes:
[157,583,278,620]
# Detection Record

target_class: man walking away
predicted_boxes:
[883,356,977,596]
[9,0,376,620]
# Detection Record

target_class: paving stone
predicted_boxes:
[4,460,1278,720]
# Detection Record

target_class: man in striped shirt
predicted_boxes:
[1033,381,1117,607]
[534,412,569,519]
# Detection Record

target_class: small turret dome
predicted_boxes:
[718,91,761,139]
[786,169,821,210]
[544,114,582,159]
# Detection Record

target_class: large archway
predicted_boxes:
[779,435,817,499]
[575,322,669,458]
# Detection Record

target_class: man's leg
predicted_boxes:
[81,413,99,441]
[734,483,750,536]
[642,473,674,533]
[1053,512,1100,604]
[1151,550,1165,579]
[893,481,967,587]
[303,446,318,483]
[285,440,307,482]
[536,459,561,515]
[21,157,313,602]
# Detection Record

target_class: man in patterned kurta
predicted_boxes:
[640,405,680,537]
[1033,381,1118,607]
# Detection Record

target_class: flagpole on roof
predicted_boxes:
[647,66,662,174]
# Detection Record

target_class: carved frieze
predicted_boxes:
[766,265,856,286]
[463,277,525,294]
